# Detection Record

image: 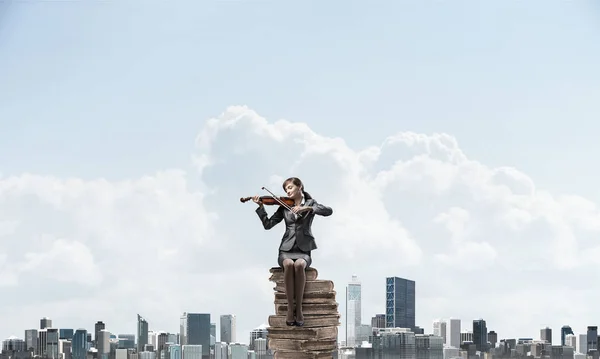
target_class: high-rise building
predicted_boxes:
[488,331,498,348]
[229,343,248,359]
[59,329,74,340]
[72,329,87,359]
[215,343,228,359]
[577,333,587,354]
[587,326,598,352]
[37,329,48,357]
[219,315,236,344]
[369,328,416,358]
[182,344,202,359]
[346,275,362,347]
[433,319,446,344]
[157,332,168,352]
[565,334,577,349]
[473,320,487,352]
[385,276,415,331]
[249,325,268,351]
[97,330,110,359]
[46,328,59,359]
[210,324,216,342]
[180,313,210,359]
[40,317,52,330]
[2,337,26,352]
[137,315,149,353]
[25,329,38,352]
[95,322,106,347]
[371,314,385,330]
[541,327,552,344]
[169,344,182,359]
[251,338,267,359]
[415,334,443,359]
[561,326,574,346]
[117,334,135,350]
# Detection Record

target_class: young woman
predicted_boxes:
[253,177,333,326]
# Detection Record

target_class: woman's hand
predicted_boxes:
[252,195,263,206]
[292,206,312,214]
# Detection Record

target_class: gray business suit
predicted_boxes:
[256,198,333,268]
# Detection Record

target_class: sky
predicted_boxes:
[1,0,600,346]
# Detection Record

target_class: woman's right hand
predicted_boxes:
[252,195,263,206]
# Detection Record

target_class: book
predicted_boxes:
[274,280,334,293]
[269,338,337,351]
[275,303,339,316]
[268,315,340,328]
[267,326,338,340]
[273,349,335,359]
[269,267,319,282]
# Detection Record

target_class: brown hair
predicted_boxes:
[282,177,312,200]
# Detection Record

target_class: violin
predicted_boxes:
[240,196,295,206]
[241,186,306,218]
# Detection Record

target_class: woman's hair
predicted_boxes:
[283,177,312,199]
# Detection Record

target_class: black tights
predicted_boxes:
[281,258,307,322]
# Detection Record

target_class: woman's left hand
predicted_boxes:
[292,206,312,214]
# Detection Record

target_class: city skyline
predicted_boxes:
[4,290,595,349]
[6,313,599,350]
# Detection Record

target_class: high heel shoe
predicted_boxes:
[295,313,304,327]
[286,309,295,326]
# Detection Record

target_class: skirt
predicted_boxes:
[278,242,312,268]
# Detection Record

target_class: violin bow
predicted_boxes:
[261,186,305,218]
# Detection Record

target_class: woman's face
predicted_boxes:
[285,181,302,199]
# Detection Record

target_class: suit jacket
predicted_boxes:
[255,198,333,252]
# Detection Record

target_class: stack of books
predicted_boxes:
[267,267,340,359]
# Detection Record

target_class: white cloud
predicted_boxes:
[1,105,600,343]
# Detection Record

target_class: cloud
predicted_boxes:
[1,105,599,344]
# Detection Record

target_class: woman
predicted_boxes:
[253,177,333,326]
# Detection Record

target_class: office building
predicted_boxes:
[385,277,415,331]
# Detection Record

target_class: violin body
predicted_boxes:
[240,195,295,206]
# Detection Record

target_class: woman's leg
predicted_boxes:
[281,258,295,324]
[293,258,307,324]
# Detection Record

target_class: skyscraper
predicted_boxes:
[59,329,74,340]
[180,313,211,359]
[541,327,552,344]
[473,319,488,352]
[220,315,236,344]
[40,317,52,330]
[72,329,87,359]
[587,326,597,352]
[385,276,415,331]
[94,321,105,347]
[433,319,446,344]
[137,314,149,353]
[446,318,461,349]
[346,275,362,347]
[561,325,574,346]
[371,314,385,330]
[97,329,110,359]
[46,328,59,359]
[24,329,38,352]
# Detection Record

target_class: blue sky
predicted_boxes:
[1,0,600,345]
[2,1,599,190]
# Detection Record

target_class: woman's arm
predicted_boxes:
[310,199,333,216]
[256,205,285,229]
